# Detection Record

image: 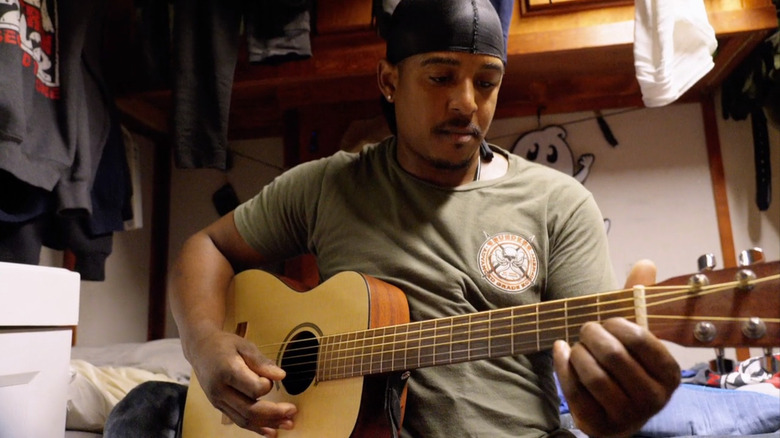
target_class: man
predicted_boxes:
[169,0,680,436]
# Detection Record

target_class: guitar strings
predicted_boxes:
[304,298,639,381]
[270,277,778,380]
[261,288,638,360]
[265,283,695,360]
[275,279,778,381]
[257,275,779,382]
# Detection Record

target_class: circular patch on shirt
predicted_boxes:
[478,233,539,292]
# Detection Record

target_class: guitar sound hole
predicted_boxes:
[280,330,319,395]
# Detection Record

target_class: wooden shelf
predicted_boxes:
[116,0,777,138]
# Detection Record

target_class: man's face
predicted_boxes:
[388,51,504,180]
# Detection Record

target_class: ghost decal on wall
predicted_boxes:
[510,125,611,233]
[510,125,595,183]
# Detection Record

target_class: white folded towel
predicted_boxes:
[634,0,718,107]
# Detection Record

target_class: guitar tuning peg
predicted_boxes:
[710,347,733,374]
[697,253,717,272]
[764,348,778,373]
[738,248,764,266]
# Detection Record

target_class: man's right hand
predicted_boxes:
[170,213,297,436]
[189,331,298,437]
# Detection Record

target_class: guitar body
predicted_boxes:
[182,270,410,438]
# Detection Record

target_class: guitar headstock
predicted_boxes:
[645,257,779,349]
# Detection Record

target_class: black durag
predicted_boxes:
[385,0,506,65]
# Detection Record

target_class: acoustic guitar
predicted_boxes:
[182,261,779,438]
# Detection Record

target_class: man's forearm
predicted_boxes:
[168,231,235,361]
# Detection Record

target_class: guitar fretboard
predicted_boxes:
[316,289,638,381]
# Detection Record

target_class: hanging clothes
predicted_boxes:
[0,0,68,195]
[0,0,132,280]
[133,0,174,90]
[0,0,122,217]
[246,0,312,64]
[633,0,718,107]
[0,121,132,280]
[172,0,312,170]
[721,37,778,212]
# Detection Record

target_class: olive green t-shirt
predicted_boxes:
[234,137,616,437]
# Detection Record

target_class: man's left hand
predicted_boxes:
[553,260,681,437]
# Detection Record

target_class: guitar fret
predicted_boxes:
[433,319,449,365]
[360,331,369,376]
[332,334,344,379]
[357,331,369,378]
[346,332,354,379]
[596,293,602,323]
[317,335,328,381]
[535,303,540,351]
[538,301,566,349]
[469,313,489,362]
[597,291,635,322]
[329,335,337,380]
[487,311,493,358]
[491,309,512,358]
[508,305,541,355]
[374,328,382,374]
[420,320,436,367]
[511,307,517,356]
[373,328,380,375]
[343,333,352,379]
[329,335,338,380]
[326,334,336,380]
[405,323,413,370]
[380,327,391,374]
[347,332,356,378]
[406,322,421,369]
[450,315,470,363]
[362,329,371,376]
[569,295,600,344]
[371,329,382,375]
[448,319,454,364]
[390,326,397,372]
[392,324,408,372]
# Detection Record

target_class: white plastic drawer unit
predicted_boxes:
[0,262,80,438]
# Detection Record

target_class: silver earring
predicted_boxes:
[387,95,393,102]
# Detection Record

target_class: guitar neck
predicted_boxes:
[317,289,639,381]
[314,263,779,382]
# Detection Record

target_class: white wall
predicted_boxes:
[54,98,779,371]
[490,104,725,284]
[164,138,285,337]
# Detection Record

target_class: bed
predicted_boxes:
[561,380,780,437]
[63,338,779,437]
[65,339,190,438]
